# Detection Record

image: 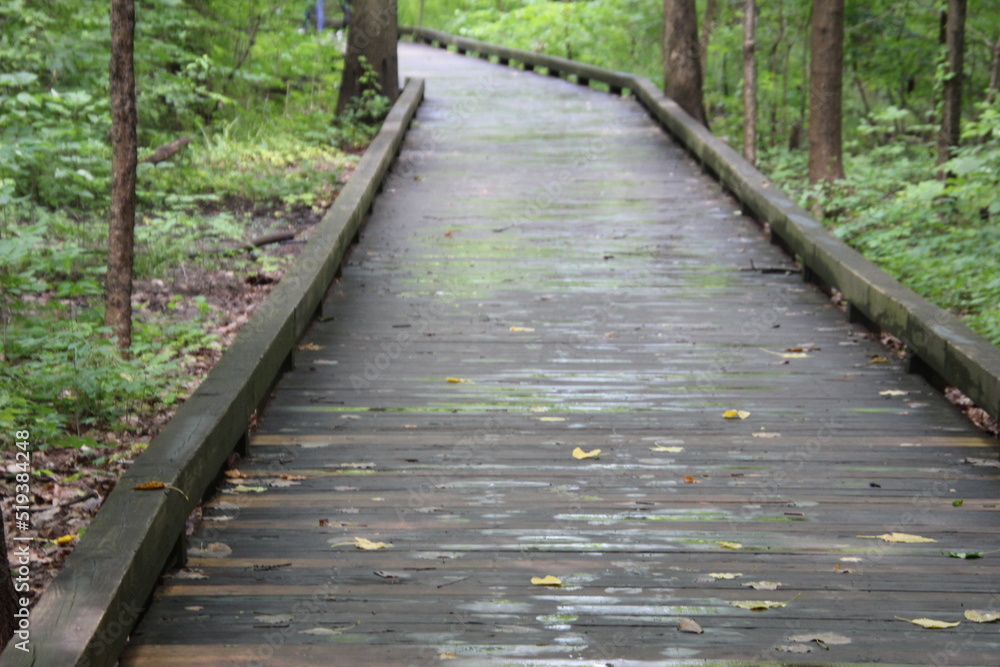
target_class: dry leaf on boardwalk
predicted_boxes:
[446,377,471,383]
[751,432,781,438]
[678,618,703,634]
[744,581,781,590]
[682,475,700,484]
[329,536,393,550]
[716,541,743,550]
[650,444,684,452]
[879,389,908,396]
[709,572,742,580]
[788,632,851,647]
[895,616,960,629]
[964,610,1000,623]
[530,575,562,586]
[298,342,323,350]
[760,348,810,359]
[572,447,601,460]
[730,593,801,611]
[133,481,189,500]
[722,410,751,420]
[509,326,535,332]
[858,532,936,543]
[229,484,267,494]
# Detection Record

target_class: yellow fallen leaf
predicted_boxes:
[650,445,684,452]
[530,575,562,586]
[572,447,601,460]
[509,326,535,332]
[760,348,810,359]
[354,536,392,550]
[298,342,323,350]
[871,356,889,364]
[964,610,1000,623]
[708,572,742,580]
[722,410,750,420]
[133,481,189,501]
[716,541,742,550]
[857,532,936,543]
[53,534,76,546]
[440,652,458,659]
[538,416,565,422]
[730,593,801,611]
[895,616,960,629]
[446,377,471,383]
[879,389,908,396]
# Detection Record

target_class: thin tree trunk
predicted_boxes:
[742,0,758,165]
[106,0,138,350]
[807,0,845,185]
[336,0,399,117]
[987,36,1000,105]
[938,0,966,165]
[699,0,718,78]
[663,0,707,126]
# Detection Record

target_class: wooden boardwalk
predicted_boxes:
[120,43,1000,666]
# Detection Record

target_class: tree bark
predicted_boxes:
[742,0,758,165]
[663,0,707,126]
[988,35,1000,105]
[1,504,19,652]
[106,0,138,350]
[937,0,966,165]
[807,0,845,185]
[336,0,399,117]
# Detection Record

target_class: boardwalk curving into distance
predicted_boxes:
[120,43,1000,666]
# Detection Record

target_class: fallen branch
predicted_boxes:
[141,136,192,165]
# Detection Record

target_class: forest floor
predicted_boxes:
[1,192,345,605]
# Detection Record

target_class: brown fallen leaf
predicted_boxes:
[298,342,323,351]
[788,631,851,647]
[682,475,701,484]
[223,469,245,479]
[133,481,189,501]
[678,618,703,634]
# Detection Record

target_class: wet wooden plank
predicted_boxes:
[120,43,1000,667]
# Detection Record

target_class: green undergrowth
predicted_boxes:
[0,1,384,449]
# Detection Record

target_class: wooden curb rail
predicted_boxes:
[0,78,425,667]
[400,26,1000,423]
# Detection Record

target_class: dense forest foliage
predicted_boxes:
[0,0,366,447]
[403,0,1000,348]
[2,0,999,449]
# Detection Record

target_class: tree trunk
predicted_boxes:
[699,0,718,79]
[106,0,138,350]
[742,0,758,165]
[807,0,845,185]
[937,0,966,165]
[987,36,1000,105]
[663,0,707,126]
[336,0,399,117]
[1,505,19,652]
